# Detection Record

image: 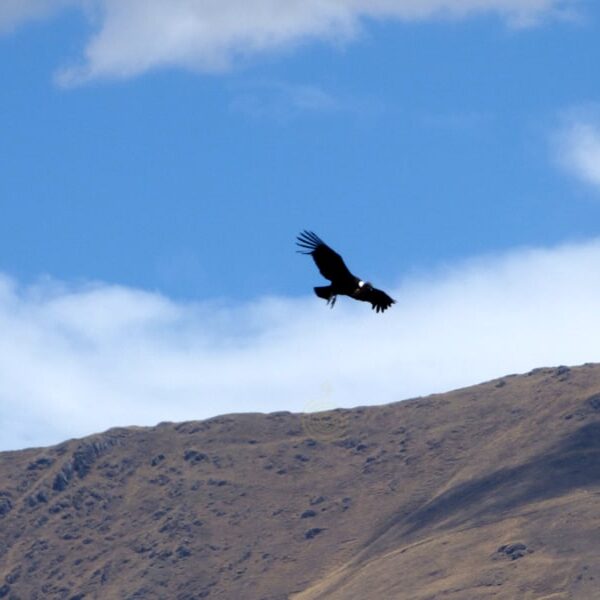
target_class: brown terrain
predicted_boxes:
[1,364,600,599]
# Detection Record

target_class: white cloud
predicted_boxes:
[555,111,600,189]
[2,238,600,451]
[0,1,579,84]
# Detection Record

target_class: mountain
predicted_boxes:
[1,364,600,599]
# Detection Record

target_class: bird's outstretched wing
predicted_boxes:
[362,287,396,313]
[296,230,354,283]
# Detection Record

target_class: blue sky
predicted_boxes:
[2,0,600,450]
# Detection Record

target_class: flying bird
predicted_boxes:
[297,230,395,313]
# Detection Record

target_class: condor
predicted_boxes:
[297,230,395,313]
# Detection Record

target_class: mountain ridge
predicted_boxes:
[1,364,599,599]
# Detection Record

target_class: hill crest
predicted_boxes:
[1,364,600,599]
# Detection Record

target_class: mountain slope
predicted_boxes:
[1,364,600,599]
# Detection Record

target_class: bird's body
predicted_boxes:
[296,230,395,313]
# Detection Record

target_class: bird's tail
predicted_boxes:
[314,286,337,308]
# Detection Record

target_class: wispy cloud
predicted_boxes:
[229,81,340,120]
[0,0,77,33]
[554,108,600,190]
[0,1,579,84]
[3,238,600,451]
[227,80,383,122]
[420,110,494,133]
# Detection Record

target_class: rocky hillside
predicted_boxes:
[1,364,600,599]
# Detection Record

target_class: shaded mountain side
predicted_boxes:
[1,364,600,599]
